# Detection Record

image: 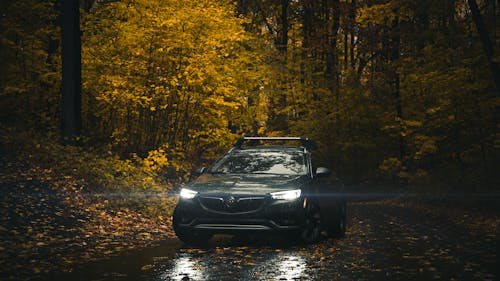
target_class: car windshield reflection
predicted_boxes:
[210,150,307,175]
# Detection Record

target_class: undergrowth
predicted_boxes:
[1,126,178,218]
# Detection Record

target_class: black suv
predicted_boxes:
[173,137,346,244]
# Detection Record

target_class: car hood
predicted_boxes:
[185,173,310,195]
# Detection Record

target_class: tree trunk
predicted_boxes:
[325,0,340,95]
[468,0,500,95]
[237,0,248,15]
[391,17,405,162]
[350,0,356,69]
[344,31,348,70]
[277,0,289,53]
[61,0,82,144]
[301,0,312,85]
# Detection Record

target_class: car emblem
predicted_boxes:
[224,196,237,208]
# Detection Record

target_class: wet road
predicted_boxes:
[50,200,499,281]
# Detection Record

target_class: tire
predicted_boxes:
[329,202,347,238]
[300,200,322,244]
[173,209,211,245]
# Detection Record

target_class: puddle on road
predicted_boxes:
[151,235,312,281]
[160,254,205,280]
[155,251,308,281]
[44,235,313,281]
[256,253,307,280]
[42,239,183,281]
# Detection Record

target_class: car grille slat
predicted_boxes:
[199,196,265,213]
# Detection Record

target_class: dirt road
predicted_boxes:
[47,199,499,281]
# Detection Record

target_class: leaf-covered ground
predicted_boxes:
[25,196,499,281]
[0,156,176,281]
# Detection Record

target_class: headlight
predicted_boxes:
[179,188,198,199]
[270,189,301,200]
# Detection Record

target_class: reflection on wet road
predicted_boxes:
[152,241,311,281]
[164,254,204,280]
[55,200,499,281]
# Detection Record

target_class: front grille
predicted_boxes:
[199,197,225,211]
[199,196,265,213]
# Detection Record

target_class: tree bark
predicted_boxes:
[344,30,348,70]
[301,0,313,85]
[391,17,405,162]
[350,0,356,69]
[61,0,82,144]
[325,0,340,95]
[277,0,289,53]
[468,0,500,95]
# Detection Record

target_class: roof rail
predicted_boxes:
[234,137,316,151]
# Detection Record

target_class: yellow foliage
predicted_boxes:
[144,149,169,172]
[357,3,397,26]
[81,0,271,161]
[357,1,413,27]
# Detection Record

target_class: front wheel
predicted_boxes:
[300,201,322,244]
[173,210,211,245]
[328,202,347,238]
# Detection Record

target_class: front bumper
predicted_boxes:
[173,195,305,234]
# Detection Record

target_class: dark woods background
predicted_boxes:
[1,0,499,191]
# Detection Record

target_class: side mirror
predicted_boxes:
[193,167,206,176]
[315,167,331,177]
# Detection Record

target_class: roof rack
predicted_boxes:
[234,137,316,151]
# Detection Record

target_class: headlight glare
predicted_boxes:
[179,188,198,199]
[271,189,301,200]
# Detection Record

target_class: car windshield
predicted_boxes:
[210,149,308,175]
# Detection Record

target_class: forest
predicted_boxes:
[1,1,499,279]
[1,0,499,192]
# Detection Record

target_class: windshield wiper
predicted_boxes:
[210,171,227,174]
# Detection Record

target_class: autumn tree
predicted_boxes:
[237,0,499,188]
[0,0,60,132]
[61,0,82,143]
[467,0,500,94]
[81,0,270,172]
